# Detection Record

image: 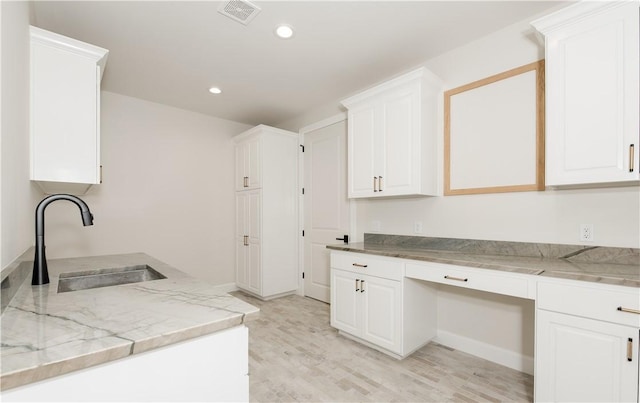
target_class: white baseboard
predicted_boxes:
[434,330,534,375]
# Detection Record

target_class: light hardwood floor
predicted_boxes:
[232,292,533,403]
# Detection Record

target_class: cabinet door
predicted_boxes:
[235,191,261,293]
[247,137,262,189]
[544,3,639,185]
[361,275,402,353]
[348,105,377,197]
[380,87,419,196]
[247,190,261,294]
[235,193,249,288]
[235,238,248,289]
[330,269,361,336]
[235,143,247,191]
[31,42,99,184]
[536,309,639,402]
[235,137,262,191]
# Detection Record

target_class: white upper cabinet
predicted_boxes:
[341,68,443,198]
[30,26,108,195]
[532,2,639,186]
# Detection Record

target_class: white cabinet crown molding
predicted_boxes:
[340,67,441,108]
[531,0,637,34]
[30,26,108,79]
[233,124,298,143]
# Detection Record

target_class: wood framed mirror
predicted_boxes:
[444,60,545,195]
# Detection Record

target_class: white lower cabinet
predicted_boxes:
[536,310,638,402]
[331,269,402,353]
[330,252,436,358]
[330,250,640,401]
[535,281,640,402]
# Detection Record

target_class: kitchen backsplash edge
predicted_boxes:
[0,248,33,315]
[363,233,639,265]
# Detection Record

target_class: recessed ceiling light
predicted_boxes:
[209,87,222,94]
[275,24,294,39]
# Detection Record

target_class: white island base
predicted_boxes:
[3,325,248,402]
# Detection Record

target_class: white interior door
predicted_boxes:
[303,119,350,303]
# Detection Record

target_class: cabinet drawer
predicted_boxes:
[405,262,530,299]
[330,252,403,281]
[538,281,640,327]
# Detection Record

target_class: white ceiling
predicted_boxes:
[32,1,566,126]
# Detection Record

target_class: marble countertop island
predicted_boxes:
[327,234,640,288]
[0,251,259,391]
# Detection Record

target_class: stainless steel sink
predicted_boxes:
[57,265,166,293]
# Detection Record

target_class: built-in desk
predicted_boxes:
[328,236,640,402]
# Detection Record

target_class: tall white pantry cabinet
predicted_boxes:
[234,125,299,299]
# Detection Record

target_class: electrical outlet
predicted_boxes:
[414,221,423,234]
[579,224,594,242]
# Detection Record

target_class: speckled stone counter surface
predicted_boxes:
[327,234,640,287]
[0,250,259,391]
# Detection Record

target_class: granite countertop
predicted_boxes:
[0,251,259,391]
[327,234,640,288]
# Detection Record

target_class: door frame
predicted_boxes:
[297,112,357,297]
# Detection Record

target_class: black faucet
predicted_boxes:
[32,194,94,286]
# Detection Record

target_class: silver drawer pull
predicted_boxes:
[617,306,640,315]
[352,263,368,268]
[444,275,468,282]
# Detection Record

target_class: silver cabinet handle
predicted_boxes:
[243,235,248,246]
[373,176,378,192]
[378,176,383,192]
[243,176,249,187]
[627,338,633,362]
[629,144,635,173]
[444,275,468,282]
[360,280,365,293]
[355,279,360,292]
[352,263,368,268]
[618,306,640,315]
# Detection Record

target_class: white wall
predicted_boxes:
[279,13,639,372]
[282,16,640,250]
[0,1,42,270]
[43,91,250,284]
[360,19,640,249]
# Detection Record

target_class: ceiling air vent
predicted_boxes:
[218,0,261,25]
